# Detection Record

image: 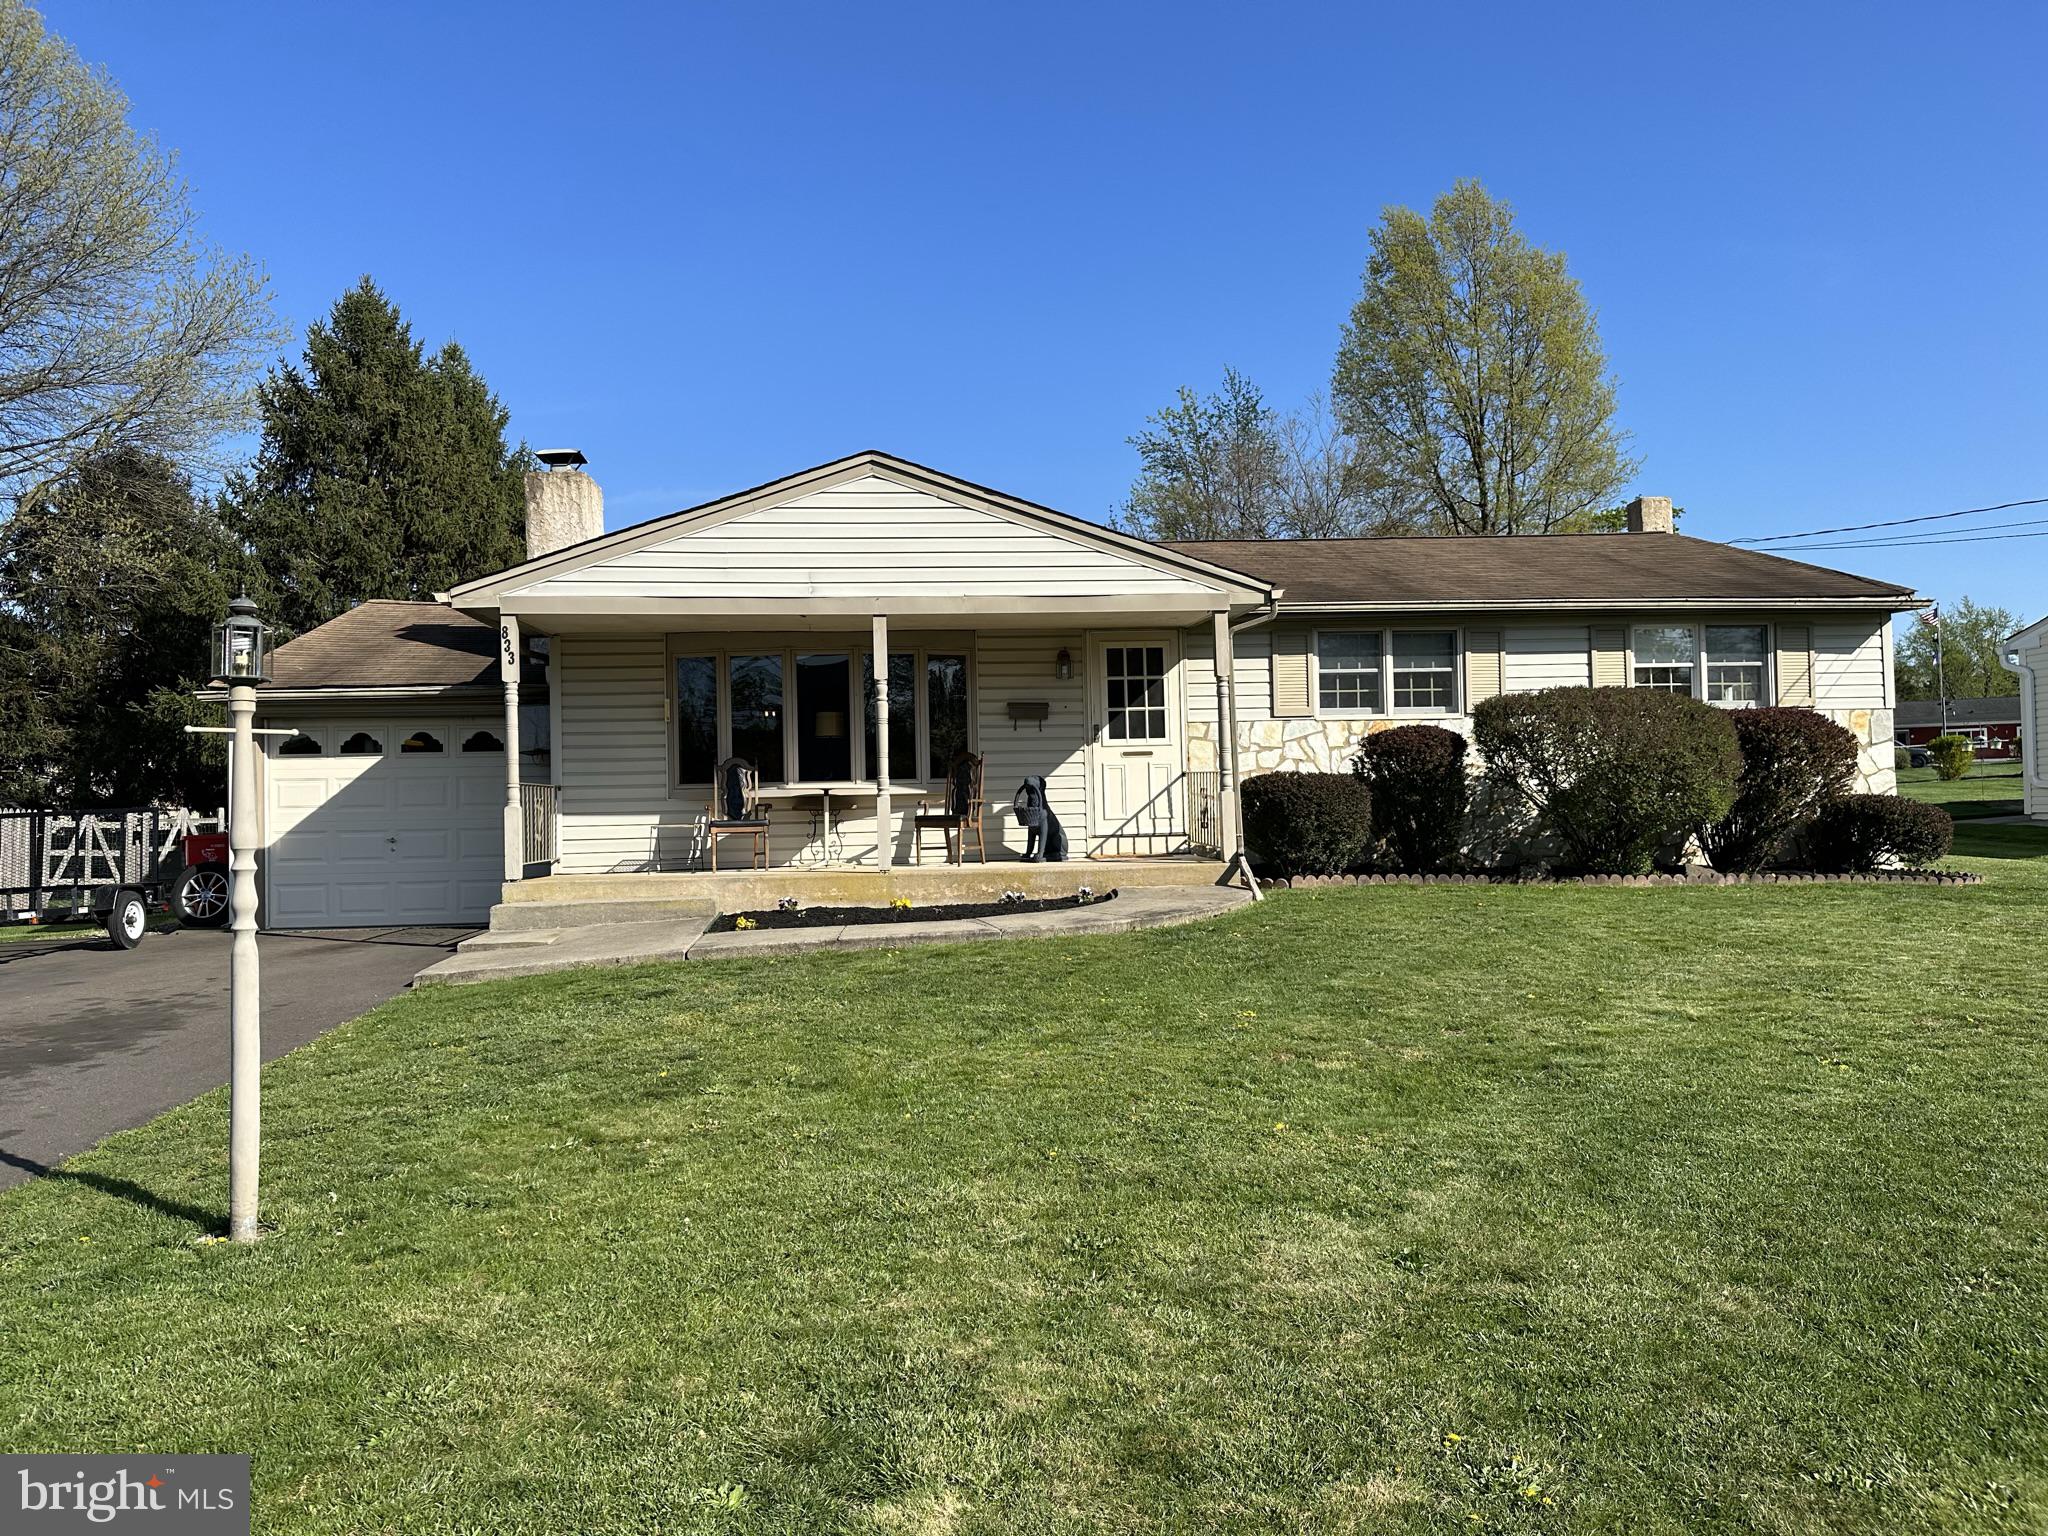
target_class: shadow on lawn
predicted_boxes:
[0,1148,219,1229]
[1952,824,2048,861]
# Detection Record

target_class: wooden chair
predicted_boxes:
[704,757,770,871]
[914,751,986,865]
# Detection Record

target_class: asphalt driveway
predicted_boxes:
[0,925,471,1192]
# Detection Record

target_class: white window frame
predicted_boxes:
[666,638,974,794]
[1313,627,1464,719]
[1628,622,1775,707]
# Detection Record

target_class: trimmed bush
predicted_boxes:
[1472,687,1740,875]
[1241,772,1372,878]
[1353,724,1468,871]
[1806,794,1954,872]
[1894,747,1911,772]
[1700,708,1859,872]
[1928,732,1975,781]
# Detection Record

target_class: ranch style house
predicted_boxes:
[237,450,1923,928]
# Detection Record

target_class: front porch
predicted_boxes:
[489,854,1225,931]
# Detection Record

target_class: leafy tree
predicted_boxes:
[0,0,275,500]
[1332,180,1638,535]
[1552,500,1685,534]
[1895,597,2022,701]
[1116,371,1416,540]
[0,449,242,806]
[228,279,529,635]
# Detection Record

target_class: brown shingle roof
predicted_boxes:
[263,601,506,691]
[1161,532,1916,607]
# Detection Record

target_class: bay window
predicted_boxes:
[674,639,971,788]
[1316,629,1459,715]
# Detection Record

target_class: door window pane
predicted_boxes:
[729,654,784,779]
[674,656,716,783]
[1106,645,1167,741]
[862,652,917,782]
[794,653,852,781]
[926,654,970,779]
[1391,631,1457,710]
[1705,625,1768,705]
[1317,632,1382,712]
[1633,625,1696,693]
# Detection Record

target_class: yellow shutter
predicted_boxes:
[1464,629,1503,705]
[1271,626,1313,718]
[1776,624,1814,705]
[1591,626,1628,688]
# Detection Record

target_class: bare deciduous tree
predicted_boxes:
[0,0,276,499]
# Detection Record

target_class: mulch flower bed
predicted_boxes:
[1274,869,1980,888]
[709,889,1120,932]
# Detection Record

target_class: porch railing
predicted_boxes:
[519,783,560,872]
[1185,770,1224,857]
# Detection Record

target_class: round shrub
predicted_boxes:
[1472,686,1740,875]
[1806,794,1954,871]
[1894,746,1911,772]
[1700,707,1859,872]
[1240,771,1372,878]
[1353,724,1468,871]
[1928,732,1975,781]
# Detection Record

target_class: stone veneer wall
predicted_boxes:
[1190,706,1898,794]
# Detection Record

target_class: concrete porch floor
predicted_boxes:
[498,855,1223,917]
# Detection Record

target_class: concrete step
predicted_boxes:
[459,929,561,951]
[489,896,717,933]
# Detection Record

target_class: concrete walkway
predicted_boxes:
[414,886,1252,987]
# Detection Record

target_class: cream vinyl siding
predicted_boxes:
[2028,646,2048,817]
[512,474,1227,603]
[1183,625,1274,724]
[1813,617,1889,710]
[1504,625,1593,691]
[973,631,1091,859]
[553,635,679,873]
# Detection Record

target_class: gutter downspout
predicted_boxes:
[1216,592,1283,899]
[2001,646,2046,808]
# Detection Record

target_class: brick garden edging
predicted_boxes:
[1275,868,1981,889]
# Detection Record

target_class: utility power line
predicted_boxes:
[1730,495,2048,545]
[1766,526,2048,553]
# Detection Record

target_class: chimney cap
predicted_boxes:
[535,448,588,471]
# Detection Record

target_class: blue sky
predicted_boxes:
[48,1,2048,625]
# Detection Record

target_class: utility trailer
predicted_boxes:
[0,807,228,949]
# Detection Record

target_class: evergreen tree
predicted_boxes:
[0,449,242,806]
[229,279,528,634]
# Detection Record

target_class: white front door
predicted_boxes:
[261,718,505,928]
[1089,636,1185,857]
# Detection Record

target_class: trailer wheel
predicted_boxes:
[175,864,231,928]
[103,889,148,950]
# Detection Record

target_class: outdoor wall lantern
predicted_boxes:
[211,593,273,685]
[1055,648,1073,681]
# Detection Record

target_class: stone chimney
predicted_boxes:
[1625,495,1674,534]
[525,448,603,559]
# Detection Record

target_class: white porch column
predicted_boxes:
[1211,610,1239,861]
[872,614,893,869]
[226,681,262,1242]
[499,612,522,882]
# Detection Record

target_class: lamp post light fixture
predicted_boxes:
[1054,648,1073,681]
[209,593,271,1242]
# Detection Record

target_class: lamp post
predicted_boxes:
[211,593,272,1242]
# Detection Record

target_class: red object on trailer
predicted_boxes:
[183,831,229,868]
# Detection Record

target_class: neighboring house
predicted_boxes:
[1893,697,2022,759]
[2001,618,2048,822]
[241,452,1923,927]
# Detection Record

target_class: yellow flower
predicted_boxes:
[734,915,756,930]
[1443,1432,1463,1444]
[1523,1484,1540,1498]
[1273,1121,1288,1132]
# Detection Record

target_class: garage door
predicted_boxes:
[262,718,505,928]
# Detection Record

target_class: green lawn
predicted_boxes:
[4,827,2046,1533]
[1899,760,2027,819]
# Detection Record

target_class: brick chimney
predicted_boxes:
[1625,495,1674,534]
[525,448,603,559]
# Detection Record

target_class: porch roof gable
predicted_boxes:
[444,452,1273,617]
